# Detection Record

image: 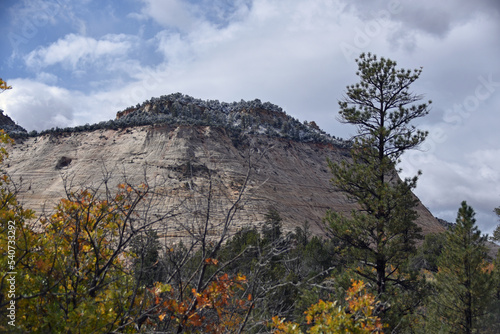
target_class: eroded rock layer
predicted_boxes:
[6,124,444,239]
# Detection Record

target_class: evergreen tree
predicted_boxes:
[131,229,161,287]
[411,232,447,272]
[325,53,430,290]
[490,206,500,242]
[262,206,283,244]
[324,53,431,325]
[478,250,500,334]
[433,201,495,334]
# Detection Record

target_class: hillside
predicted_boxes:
[4,94,445,240]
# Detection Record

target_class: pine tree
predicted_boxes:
[131,228,161,287]
[325,53,430,297]
[324,53,432,329]
[490,206,500,242]
[433,201,495,334]
[262,206,283,244]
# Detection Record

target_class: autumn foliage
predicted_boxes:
[0,174,254,332]
[144,270,252,333]
[12,184,150,332]
[0,78,11,93]
[272,279,385,334]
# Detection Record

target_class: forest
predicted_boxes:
[1,54,500,333]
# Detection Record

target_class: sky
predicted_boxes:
[0,0,499,235]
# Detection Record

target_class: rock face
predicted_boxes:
[5,123,444,239]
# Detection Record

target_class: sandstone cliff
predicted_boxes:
[5,123,444,239]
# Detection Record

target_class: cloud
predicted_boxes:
[5,0,92,58]
[136,0,252,31]
[348,0,500,39]
[137,1,355,95]
[0,77,135,132]
[7,0,61,29]
[35,72,59,85]
[0,79,76,131]
[400,147,500,234]
[24,33,134,70]
[136,0,201,31]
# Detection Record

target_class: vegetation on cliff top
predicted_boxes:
[11,93,350,147]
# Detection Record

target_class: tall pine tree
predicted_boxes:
[491,206,500,242]
[324,53,431,324]
[433,201,495,333]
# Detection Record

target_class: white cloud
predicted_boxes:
[135,1,355,98]
[136,0,253,31]
[137,0,200,31]
[24,33,134,70]
[400,149,500,234]
[348,0,500,39]
[0,79,76,131]
[8,0,62,31]
[35,72,59,85]
[153,31,194,65]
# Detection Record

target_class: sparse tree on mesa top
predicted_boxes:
[324,53,431,324]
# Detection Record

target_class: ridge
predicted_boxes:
[11,93,349,147]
